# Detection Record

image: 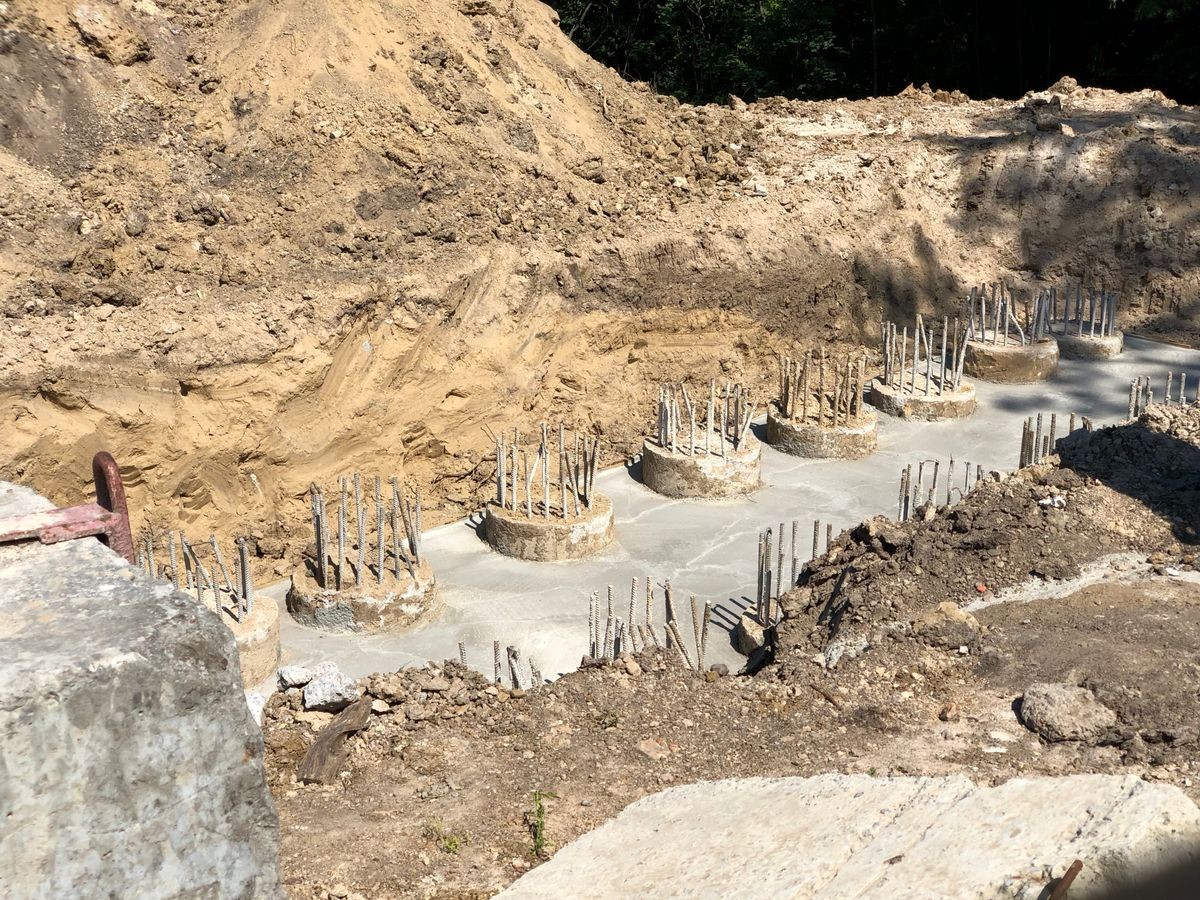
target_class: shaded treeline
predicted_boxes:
[549,0,1200,104]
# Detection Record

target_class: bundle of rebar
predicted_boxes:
[965,283,1051,346]
[1128,372,1198,420]
[776,350,868,425]
[656,381,754,455]
[1048,285,1119,339]
[896,457,983,522]
[1016,412,1091,468]
[456,639,540,690]
[495,423,600,518]
[587,576,711,673]
[755,520,803,626]
[307,474,423,592]
[137,529,255,623]
[880,314,968,396]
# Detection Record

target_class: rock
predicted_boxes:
[370,700,391,714]
[498,774,1200,898]
[636,737,671,761]
[417,674,451,692]
[70,3,152,65]
[1020,682,1117,743]
[405,702,434,721]
[709,663,729,677]
[623,656,642,677]
[302,670,361,712]
[0,481,280,896]
[123,211,148,237]
[278,661,335,689]
[732,612,765,656]
[912,602,980,650]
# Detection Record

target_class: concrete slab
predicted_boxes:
[500,774,1200,899]
[269,336,1200,682]
[0,482,281,897]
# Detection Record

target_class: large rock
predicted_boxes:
[0,482,281,897]
[500,774,1200,899]
[1021,682,1118,743]
[732,612,765,656]
[303,669,361,712]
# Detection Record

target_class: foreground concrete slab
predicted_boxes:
[502,774,1200,899]
[0,483,281,897]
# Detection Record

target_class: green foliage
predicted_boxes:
[424,819,471,854]
[550,0,1200,104]
[526,790,558,859]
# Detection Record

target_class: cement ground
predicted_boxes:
[265,336,1200,681]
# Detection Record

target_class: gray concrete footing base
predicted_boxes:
[641,436,760,498]
[1055,329,1124,360]
[766,408,878,459]
[485,494,615,561]
[867,379,977,420]
[286,560,439,634]
[964,338,1060,383]
[228,595,281,689]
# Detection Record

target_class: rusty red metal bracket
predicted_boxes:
[0,451,135,563]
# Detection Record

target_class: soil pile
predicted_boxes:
[1,1,1198,559]
[771,406,1200,670]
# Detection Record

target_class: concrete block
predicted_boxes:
[766,408,878,459]
[0,482,281,898]
[501,774,1200,899]
[641,434,760,498]
[485,493,614,561]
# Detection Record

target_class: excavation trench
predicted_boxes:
[263,335,1200,681]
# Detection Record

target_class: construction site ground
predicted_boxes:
[263,562,1200,898]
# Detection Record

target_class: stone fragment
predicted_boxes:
[732,612,765,656]
[1020,682,1118,743]
[636,738,671,761]
[278,661,335,689]
[302,670,361,712]
[912,602,980,650]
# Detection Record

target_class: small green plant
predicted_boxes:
[868,767,878,777]
[526,790,558,859]
[423,819,470,854]
[598,708,621,729]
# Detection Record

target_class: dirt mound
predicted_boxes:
[1,0,1198,557]
[263,571,1200,897]
[769,406,1200,674]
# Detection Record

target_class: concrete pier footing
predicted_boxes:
[227,595,281,688]
[286,560,439,634]
[640,435,760,498]
[964,338,1059,383]
[485,493,615,561]
[1055,329,1124,360]
[867,378,977,420]
[766,409,878,459]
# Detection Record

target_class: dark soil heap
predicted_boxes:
[772,406,1200,670]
